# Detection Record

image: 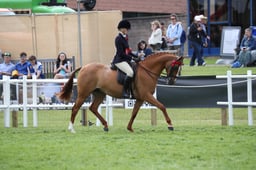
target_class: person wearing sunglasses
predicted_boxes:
[166,13,183,55]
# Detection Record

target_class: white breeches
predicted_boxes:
[115,62,134,77]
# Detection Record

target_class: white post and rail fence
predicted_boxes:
[0,75,124,128]
[0,75,156,128]
[217,70,255,126]
[1,70,255,128]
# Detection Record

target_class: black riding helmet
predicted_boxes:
[117,20,131,30]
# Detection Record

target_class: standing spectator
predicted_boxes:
[199,15,210,48]
[29,55,45,79]
[179,22,187,56]
[148,20,162,51]
[232,27,256,67]
[136,40,153,60]
[0,52,15,79]
[14,52,34,79]
[166,13,183,54]
[160,22,167,50]
[188,16,206,66]
[54,52,71,79]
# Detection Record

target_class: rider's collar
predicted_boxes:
[119,31,127,38]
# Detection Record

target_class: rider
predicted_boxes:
[112,20,139,98]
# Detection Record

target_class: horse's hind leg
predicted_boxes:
[68,96,86,133]
[89,91,108,131]
[127,99,143,132]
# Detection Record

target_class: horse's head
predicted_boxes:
[166,56,183,85]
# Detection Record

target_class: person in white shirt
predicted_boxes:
[148,20,162,51]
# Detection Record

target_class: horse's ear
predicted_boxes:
[177,56,184,61]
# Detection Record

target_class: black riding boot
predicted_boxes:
[123,76,132,98]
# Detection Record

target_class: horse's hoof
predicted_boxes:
[70,129,76,133]
[168,126,174,131]
[103,127,109,132]
[127,127,134,132]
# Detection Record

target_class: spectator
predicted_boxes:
[54,52,71,79]
[179,22,187,56]
[29,55,45,79]
[136,40,153,60]
[148,20,162,51]
[160,22,167,50]
[166,13,183,54]
[188,16,206,66]
[232,28,256,68]
[14,52,34,79]
[0,52,15,79]
[199,15,210,48]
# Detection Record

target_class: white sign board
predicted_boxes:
[124,91,157,109]
[220,26,241,58]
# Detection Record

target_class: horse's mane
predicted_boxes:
[141,52,177,63]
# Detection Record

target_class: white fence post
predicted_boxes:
[3,76,10,127]
[217,70,255,126]
[22,76,28,127]
[32,75,38,127]
[247,70,253,126]
[227,70,234,125]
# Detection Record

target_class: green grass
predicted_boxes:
[0,109,256,170]
[181,57,256,76]
[0,59,256,170]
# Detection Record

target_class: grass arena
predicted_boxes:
[0,58,256,170]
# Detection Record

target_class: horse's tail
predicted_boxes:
[57,67,82,102]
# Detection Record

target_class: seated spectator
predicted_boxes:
[29,55,45,79]
[0,52,15,79]
[13,52,34,79]
[54,52,71,79]
[232,28,256,68]
[136,40,153,60]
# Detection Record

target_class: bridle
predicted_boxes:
[167,59,183,79]
[137,58,182,83]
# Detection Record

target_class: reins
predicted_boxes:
[137,62,159,79]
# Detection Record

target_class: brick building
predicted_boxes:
[67,0,188,52]
[67,0,186,14]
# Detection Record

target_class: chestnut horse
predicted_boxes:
[58,52,183,133]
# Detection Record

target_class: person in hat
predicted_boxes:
[199,15,210,47]
[0,52,15,79]
[188,15,206,66]
[111,20,139,98]
[14,52,34,79]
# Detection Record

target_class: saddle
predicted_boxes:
[110,62,137,85]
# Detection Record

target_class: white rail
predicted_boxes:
[1,75,123,127]
[216,70,256,126]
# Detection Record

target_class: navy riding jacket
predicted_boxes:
[112,33,133,64]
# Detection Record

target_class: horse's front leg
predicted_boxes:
[145,94,173,130]
[127,99,143,132]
